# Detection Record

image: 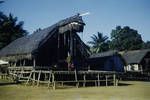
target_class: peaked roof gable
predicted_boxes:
[0,15,85,58]
[122,49,150,64]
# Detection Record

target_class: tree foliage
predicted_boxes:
[88,32,109,54]
[0,12,28,49]
[110,26,143,51]
[0,1,4,4]
[143,41,150,49]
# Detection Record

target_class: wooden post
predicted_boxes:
[22,66,24,77]
[97,73,100,86]
[32,71,35,86]
[61,82,64,87]
[18,70,22,80]
[116,79,118,86]
[48,70,52,88]
[14,62,17,67]
[20,60,22,66]
[32,59,36,86]
[26,71,32,86]
[113,74,116,86]
[37,71,41,86]
[106,75,108,86]
[44,73,47,81]
[23,60,26,66]
[83,73,86,87]
[95,80,97,87]
[33,59,36,69]
[52,73,55,90]
[74,70,78,88]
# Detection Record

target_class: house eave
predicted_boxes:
[0,53,32,62]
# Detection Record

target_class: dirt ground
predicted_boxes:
[0,79,150,100]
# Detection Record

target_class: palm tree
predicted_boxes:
[0,12,27,49]
[88,32,109,54]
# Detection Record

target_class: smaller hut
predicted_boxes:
[122,49,150,72]
[87,50,125,72]
[0,60,8,74]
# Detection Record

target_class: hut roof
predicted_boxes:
[89,50,118,59]
[0,14,86,60]
[122,49,150,64]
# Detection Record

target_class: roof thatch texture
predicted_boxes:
[89,50,118,59]
[122,49,150,64]
[0,14,86,61]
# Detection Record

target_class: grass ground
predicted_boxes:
[0,79,150,100]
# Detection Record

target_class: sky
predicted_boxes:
[0,0,150,43]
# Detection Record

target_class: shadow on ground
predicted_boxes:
[0,82,17,86]
[118,82,133,86]
[0,80,18,86]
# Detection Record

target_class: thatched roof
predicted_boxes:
[0,14,86,61]
[122,49,150,64]
[89,50,118,59]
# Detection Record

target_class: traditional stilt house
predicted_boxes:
[87,50,125,72]
[122,49,150,72]
[0,14,90,70]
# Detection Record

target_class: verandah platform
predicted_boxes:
[7,67,119,90]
